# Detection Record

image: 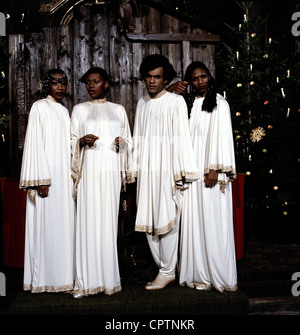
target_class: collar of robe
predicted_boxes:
[150,89,167,99]
[91,97,107,103]
[46,95,61,103]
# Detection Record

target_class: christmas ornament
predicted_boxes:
[250,126,266,142]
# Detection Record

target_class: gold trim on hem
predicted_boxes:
[24,283,74,293]
[73,285,122,296]
[135,217,176,236]
[217,284,238,292]
[180,282,238,292]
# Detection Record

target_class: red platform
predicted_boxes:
[232,174,245,260]
[1,174,245,268]
[0,178,26,268]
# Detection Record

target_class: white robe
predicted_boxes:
[133,90,199,235]
[71,98,133,296]
[20,96,75,293]
[179,94,237,292]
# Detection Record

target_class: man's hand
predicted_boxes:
[167,81,189,94]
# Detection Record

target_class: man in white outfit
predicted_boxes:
[132,54,199,290]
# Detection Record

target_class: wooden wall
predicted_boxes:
[8,4,219,162]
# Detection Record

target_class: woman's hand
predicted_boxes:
[114,137,124,153]
[80,134,99,148]
[37,185,49,198]
[204,169,218,188]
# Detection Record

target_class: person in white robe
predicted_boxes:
[132,54,199,290]
[172,61,238,292]
[71,67,134,297]
[19,69,75,293]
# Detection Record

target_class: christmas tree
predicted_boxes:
[216,2,300,241]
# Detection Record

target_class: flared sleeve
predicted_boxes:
[204,95,237,192]
[19,100,52,203]
[131,99,142,180]
[172,95,200,186]
[118,106,135,190]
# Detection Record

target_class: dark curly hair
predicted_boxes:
[41,69,68,98]
[139,54,177,85]
[184,61,217,115]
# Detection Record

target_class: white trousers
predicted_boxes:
[146,196,182,278]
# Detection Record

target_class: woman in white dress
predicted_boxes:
[177,62,238,292]
[20,69,75,293]
[71,67,133,297]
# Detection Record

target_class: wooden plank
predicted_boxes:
[57,24,73,113]
[131,17,144,130]
[8,3,220,166]
[72,5,93,105]
[182,41,191,77]
[127,32,220,42]
[25,33,43,103]
[9,35,25,161]
[41,27,58,71]
[161,14,182,83]
[109,18,134,128]
[191,43,216,77]
[147,7,161,55]
[92,13,110,70]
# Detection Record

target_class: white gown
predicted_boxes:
[20,96,75,293]
[133,90,200,236]
[71,98,133,296]
[179,94,237,292]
